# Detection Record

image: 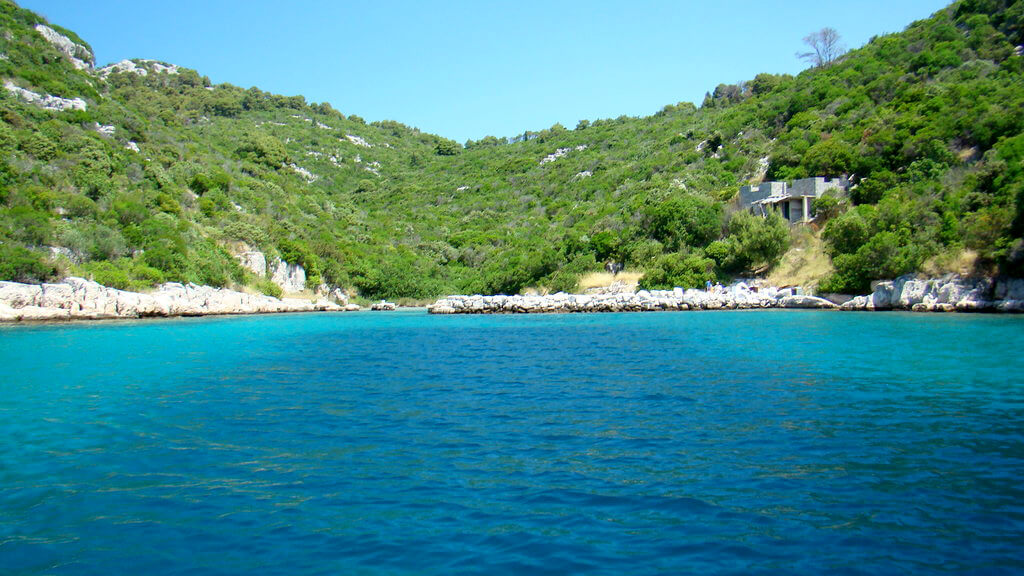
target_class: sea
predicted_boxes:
[1,309,1023,575]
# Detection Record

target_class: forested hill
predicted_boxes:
[1,0,1022,299]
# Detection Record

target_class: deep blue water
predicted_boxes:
[2,309,1024,575]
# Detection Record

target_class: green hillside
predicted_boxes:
[1,0,1022,298]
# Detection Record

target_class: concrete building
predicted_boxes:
[739,176,849,223]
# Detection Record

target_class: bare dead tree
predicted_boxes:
[797,27,846,67]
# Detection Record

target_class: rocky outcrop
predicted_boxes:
[271,259,306,293]
[345,134,372,148]
[315,284,349,305]
[34,24,93,70]
[234,249,309,294]
[428,284,830,314]
[0,278,352,322]
[370,300,397,311]
[840,274,1023,312]
[237,251,268,277]
[4,81,87,111]
[97,59,179,77]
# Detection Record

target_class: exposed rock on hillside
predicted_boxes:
[271,259,306,293]
[540,145,587,165]
[34,24,92,70]
[3,81,86,111]
[237,251,268,277]
[345,134,372,148]
[97,59,180,77]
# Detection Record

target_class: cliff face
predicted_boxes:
[235,250,308,294]
[270,260,306,293]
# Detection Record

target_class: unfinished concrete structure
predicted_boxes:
[739,177,849,223]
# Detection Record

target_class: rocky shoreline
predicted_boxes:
[3,274,1021,323]
[0,277,358,322]
[428,275,1024,315]
[839,275,1024,312]
[428,286,838,314]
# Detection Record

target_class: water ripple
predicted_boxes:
[1,311,1023,573]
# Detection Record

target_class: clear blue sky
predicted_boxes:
[22,0,951,143]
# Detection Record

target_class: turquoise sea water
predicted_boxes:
[2,309,1023,574]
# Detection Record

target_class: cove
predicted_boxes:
[2,310,1023,574]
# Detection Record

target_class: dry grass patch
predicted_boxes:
[767,227,834,289]
[576,270,644,292]
[922,249,979,276]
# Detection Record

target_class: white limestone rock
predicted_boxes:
[4,81,87,111]
[0,281,41,307]
[840,295,868,311]
[97,59,180,77]
[315,284,348,305]
[271,259,306,293]
[0,276,343,322]
[870,282,894,309]
[34,24,93,70]
[994,278,1024,301]
[892,276,931,308]
[996,300,1024,313]
[777,295,839,309]
[287,163,318,183]
[345,134,372,148]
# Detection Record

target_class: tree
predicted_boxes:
[639,252,717,290]
[434,138,461,156]
[712,211,791,274]
[798,27,846,67]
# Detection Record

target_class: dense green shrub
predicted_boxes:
[0,243,54,282]
[77,258,164,291]
[544,252,598,293]
[639,193,723,251]
[820,231,929,293]
[235,132,289,168]
[640,252,717,290]
[714,212,791,273]
[254,277,282,299]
